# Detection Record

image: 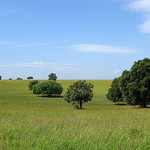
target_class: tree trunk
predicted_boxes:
[141,103,146,108]
[80,101,82,109]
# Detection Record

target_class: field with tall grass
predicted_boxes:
[0,80,150,150]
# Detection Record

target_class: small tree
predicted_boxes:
[48,73,57,81]
[64,80,94,109]
[106,77,123,103]
[28,80,39,91]
[27,76,33,80]
[16,77,23,80]
[33,80,63,96]
[0,76,1,80]
[9,78,12,80]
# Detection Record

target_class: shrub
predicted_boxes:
[33,80,63,96]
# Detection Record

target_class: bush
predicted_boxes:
[33,80,63,96]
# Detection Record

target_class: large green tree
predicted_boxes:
[106,77,123,103]
[33,80,63,96]
[64,80,94,109]
[120,58,150,108]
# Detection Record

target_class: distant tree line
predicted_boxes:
[107,58,150,108]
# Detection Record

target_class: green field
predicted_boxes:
[0,80,150,150]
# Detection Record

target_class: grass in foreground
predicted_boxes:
[0,80,150,150]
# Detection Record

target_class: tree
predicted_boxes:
[0,76,1,80]
[16,77,23,80]
[64,80,94,109]
[27,76,33,80]
[120,58,150,108]
[28,80,39,91]
[48,73,57,81]
[33,80,63,96]
[9,78,12,80]
[106,77,123,103]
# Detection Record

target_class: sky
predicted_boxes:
[0,0,150,80]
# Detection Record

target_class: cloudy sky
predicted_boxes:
[0,0,150,79]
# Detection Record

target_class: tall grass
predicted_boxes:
[0,80,150,150]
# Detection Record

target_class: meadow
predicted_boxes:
[0,80,150,150]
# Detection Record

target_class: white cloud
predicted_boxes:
[0,62,123,79]
[0,62,72,70]
[0,8,19,15]
[0,41,65,47]
[69,44,138,54]
[126,0,150,34]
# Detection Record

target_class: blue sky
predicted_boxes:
[0,0,150,79]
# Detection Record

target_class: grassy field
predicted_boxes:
[0,80,150,150]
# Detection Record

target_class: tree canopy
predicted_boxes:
[16,77,23,80]
[107,58,150,108]
[64,80,94,109]
[48,73,57,81]
[106,77,123,103]
[120,58,150,108]
[28,80,39,91]
[27,76,33,80]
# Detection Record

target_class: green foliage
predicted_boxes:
[28,80,39,91]
[120,70,133,105]
[0,75,2,80]
[120,58,150,108]
[8,78,12,80]
[16,77,23,80]
[64,80,94,109]
[48,73,57,81]
[106,77,123,103]
[33,80,63,96]
[107,58,150,108]
[27,76,33,80]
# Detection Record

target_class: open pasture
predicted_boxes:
[0,80,150,150]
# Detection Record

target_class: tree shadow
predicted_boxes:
[114,103,127,105]
[38,95,63,98]
[135,106,150,109]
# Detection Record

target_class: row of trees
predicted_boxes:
[0,73,57,81]
[107,58,150,108]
